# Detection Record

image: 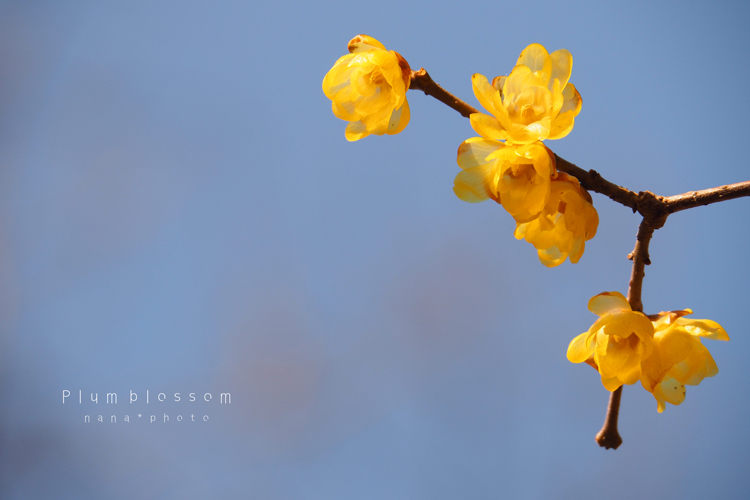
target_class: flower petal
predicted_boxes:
[656,376,686,407]
[601,375,623,392]
[642,326,694,391]
[386,99,410,135]
[453,163,497,203]
[567,331,594,363]
[469,112,508,141]
[344,120,369,141]
[347,34,386,53]
[472,73,500,116]
[537,246,567,268]
[671,339,719,385]
[601,312,654,350]
[322,54,357,98]
[491,75,507,91]
[568,237,585,264]
[549,49,572,91]
[516,43,551,77]
[502,65,533,100]
[588,292,631,316]
[597,336,630,376]
[457,137,504,170]
[677,318,730,341]
[548,84,582,140]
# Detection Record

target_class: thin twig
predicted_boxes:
[595,386,623,449]
[409,68,478,118]
[626,219,656,313]
[594,217,657,449]
[554,155,638,211]
[595,218,656,448]
[664,181,750,214]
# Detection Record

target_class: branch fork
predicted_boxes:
[409,65,750,449]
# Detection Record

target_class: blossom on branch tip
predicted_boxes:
[471,43,582,144]
[567,292,654,391]
[322,35,411,141]
[453,139,556,222]
[641,310,729,413]
[514,172,598,267]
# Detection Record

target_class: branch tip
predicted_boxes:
[595,386,623,450]
[409,69,478,118]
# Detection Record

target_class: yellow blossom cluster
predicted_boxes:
[567,292,729,412]
[469,44,582,144]
[514,172,599,266]
[322,35,411,141]
[453,44,595,267]
[322,39,595,265]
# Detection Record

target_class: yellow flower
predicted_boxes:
[641,310,729,413]
[453,139,556,222]
[567,292,655,391]
[322,35,411,141]
[470,43,582,144]
[514,172,598,267]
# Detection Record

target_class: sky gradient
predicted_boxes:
[1,0,749,498]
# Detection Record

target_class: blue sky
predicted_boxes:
[1,0,749,498]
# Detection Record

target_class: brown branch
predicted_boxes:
[408,68,643,210]
[595,217,656,449]
[626,219,656,313]
[409,68,479,118]
[590,181,750,449]
[409,66,750,450]
[664,180,750,214]
[554,155,639,211]
[409,68,750,217]
[595,386,623,449]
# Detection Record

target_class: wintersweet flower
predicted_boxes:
[514,172,598,267]
[471,43,582,144]
[322,35,411,141]
[641,310,729,413]
[453,139,556,222]
[567,291,655,391]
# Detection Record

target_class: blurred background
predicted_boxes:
[1,0,749,498]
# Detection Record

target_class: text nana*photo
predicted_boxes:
[62,389,232,425]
